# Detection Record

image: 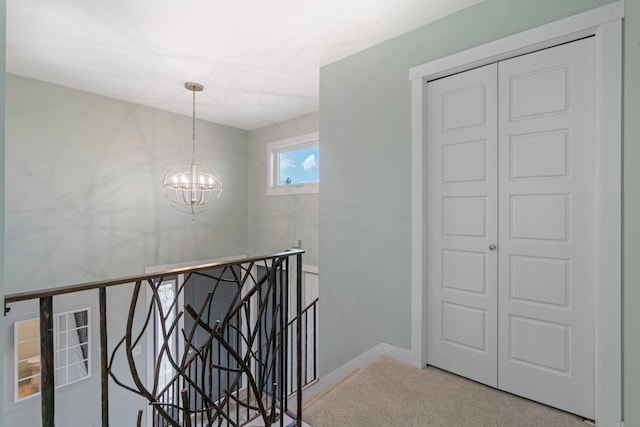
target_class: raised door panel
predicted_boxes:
[497,37,595,419]
[427,63,498,387]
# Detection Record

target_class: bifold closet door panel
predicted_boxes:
[497,37,596,419]
[426,63,498,387]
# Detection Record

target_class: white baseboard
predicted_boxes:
[299,343,411,402]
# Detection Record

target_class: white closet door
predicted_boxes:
[497,38,595,418]
[426,63,498,387]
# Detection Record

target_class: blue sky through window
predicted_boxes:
[279,146,319,186]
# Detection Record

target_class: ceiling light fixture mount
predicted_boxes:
[162,82,223,218]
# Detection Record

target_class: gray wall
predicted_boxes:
[318,1,640,425]
[1,74,320,426]
[3,74,249,425]
[248,112,319,266]
[4,74,249,294]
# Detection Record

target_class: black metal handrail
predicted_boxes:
[4,250,302,305]
[4,249,315,427]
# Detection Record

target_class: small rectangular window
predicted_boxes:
[267,132,319,195]
[14,308,91,402]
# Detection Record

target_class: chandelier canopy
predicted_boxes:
[162,82,223,216]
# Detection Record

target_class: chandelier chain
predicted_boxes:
[192,88,196,160]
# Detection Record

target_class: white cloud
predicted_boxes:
[302,154,317,171]
[280,157,296,169]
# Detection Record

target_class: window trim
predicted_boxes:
[266,132,319,196]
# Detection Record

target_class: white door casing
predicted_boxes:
[426,63,498,387]
[410,2,622,425]
[497,38,595,418]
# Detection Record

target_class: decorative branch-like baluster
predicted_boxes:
[103,251,309,426]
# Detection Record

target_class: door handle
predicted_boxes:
[489,244,497,251]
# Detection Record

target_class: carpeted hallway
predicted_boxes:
[303,356,590,427]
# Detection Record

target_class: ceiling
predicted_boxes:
[6,0,482,131]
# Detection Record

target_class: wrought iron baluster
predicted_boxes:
[296,253,303,426]
[99,288,109,427]
[40,296,55,427]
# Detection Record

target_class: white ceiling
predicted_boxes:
[6,0,482,131]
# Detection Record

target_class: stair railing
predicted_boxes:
[4,249,315,427]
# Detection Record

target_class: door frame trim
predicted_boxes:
[409,2,623,425]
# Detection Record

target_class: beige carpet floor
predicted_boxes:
[303,356,589,427]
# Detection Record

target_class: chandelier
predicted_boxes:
[162,82,223,217]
